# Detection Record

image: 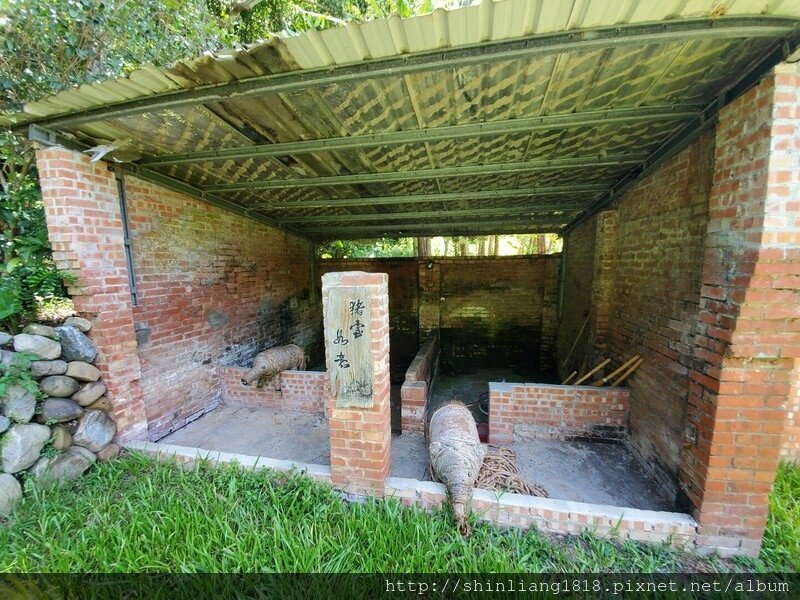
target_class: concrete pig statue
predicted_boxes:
[241,344,307,390]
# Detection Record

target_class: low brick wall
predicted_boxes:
[219,366,329,413]
[489,382,629,445]
[401,332,439,433]
[127,439,697,549]
[385,478,696,547]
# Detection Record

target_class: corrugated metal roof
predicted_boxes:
[14,0,800,240]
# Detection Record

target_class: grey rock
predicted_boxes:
[0,473,23,517]
[65,361,101,382]
[0,423,51,473]
[54,326,97,363]
[86,397,112,412]
[30,446,95,488]
[0,416,10,434]
[30,360,68,377]
[0,332,12,347]
[22,324,59,339]
[71,381,106,407]
[51,424,72,450]
[1,350,27,372]
[97,442,120,461]
[38,398,84,424]
[72,410,116,452]
[39,375,80,398]
[1,385,36,423]
[63,316,92,332]
[12,334,61,360]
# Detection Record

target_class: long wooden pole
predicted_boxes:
[561,371,578,385]
[562,315,589,370]
[592,355,640,386]
[611,357,644,386]
[573,358,611,386]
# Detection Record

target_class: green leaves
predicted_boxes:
[4,257,21,273]
[0,0,235,112]
[0,285,22,320]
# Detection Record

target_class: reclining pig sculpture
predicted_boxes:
[241,344,307,390]
[429,401,486,536]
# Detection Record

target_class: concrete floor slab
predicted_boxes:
[391,432,428,480]
[158,404,675,512]
[160,404,429,479]
[160,405,331,465]
[512,439,675,511]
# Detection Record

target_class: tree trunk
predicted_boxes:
[417,237,431,257]
[536,234,547,254]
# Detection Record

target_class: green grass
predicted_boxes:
[0,452,797,573]
[742,462,800,572]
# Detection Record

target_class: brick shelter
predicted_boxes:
[8,1,800,557]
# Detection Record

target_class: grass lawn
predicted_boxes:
[0,452,797,573]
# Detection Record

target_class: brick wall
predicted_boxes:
[219,366,329,414]
[124,176,322,439]
[680,63,800,556]
[557,63,800,556]
[609,132,715,496]
[488,382,629,445]
[438,257,559,375]
[556,219,596,376]
[558,132,715,496]
[36,149,147,441]
[319,259,418,382]
[321,256,560,377]
[400,331,440,432]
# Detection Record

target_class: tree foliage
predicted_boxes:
[318,234,561,259]
[213,0,431,43]
[318,237,415,259]
[0,0,233,112]
[0,0,233,330]
[0,0,457,329]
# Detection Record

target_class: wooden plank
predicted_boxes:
[611,357,644,386]
[561,371,578,385]
[325,286,373,408]
[591,355,640,386]
[573,358,611,386]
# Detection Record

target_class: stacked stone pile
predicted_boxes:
[0,317,119,517]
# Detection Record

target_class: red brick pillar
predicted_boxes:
[35,147,147,441]
[322,271,391,496]
[681,63,800,556]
